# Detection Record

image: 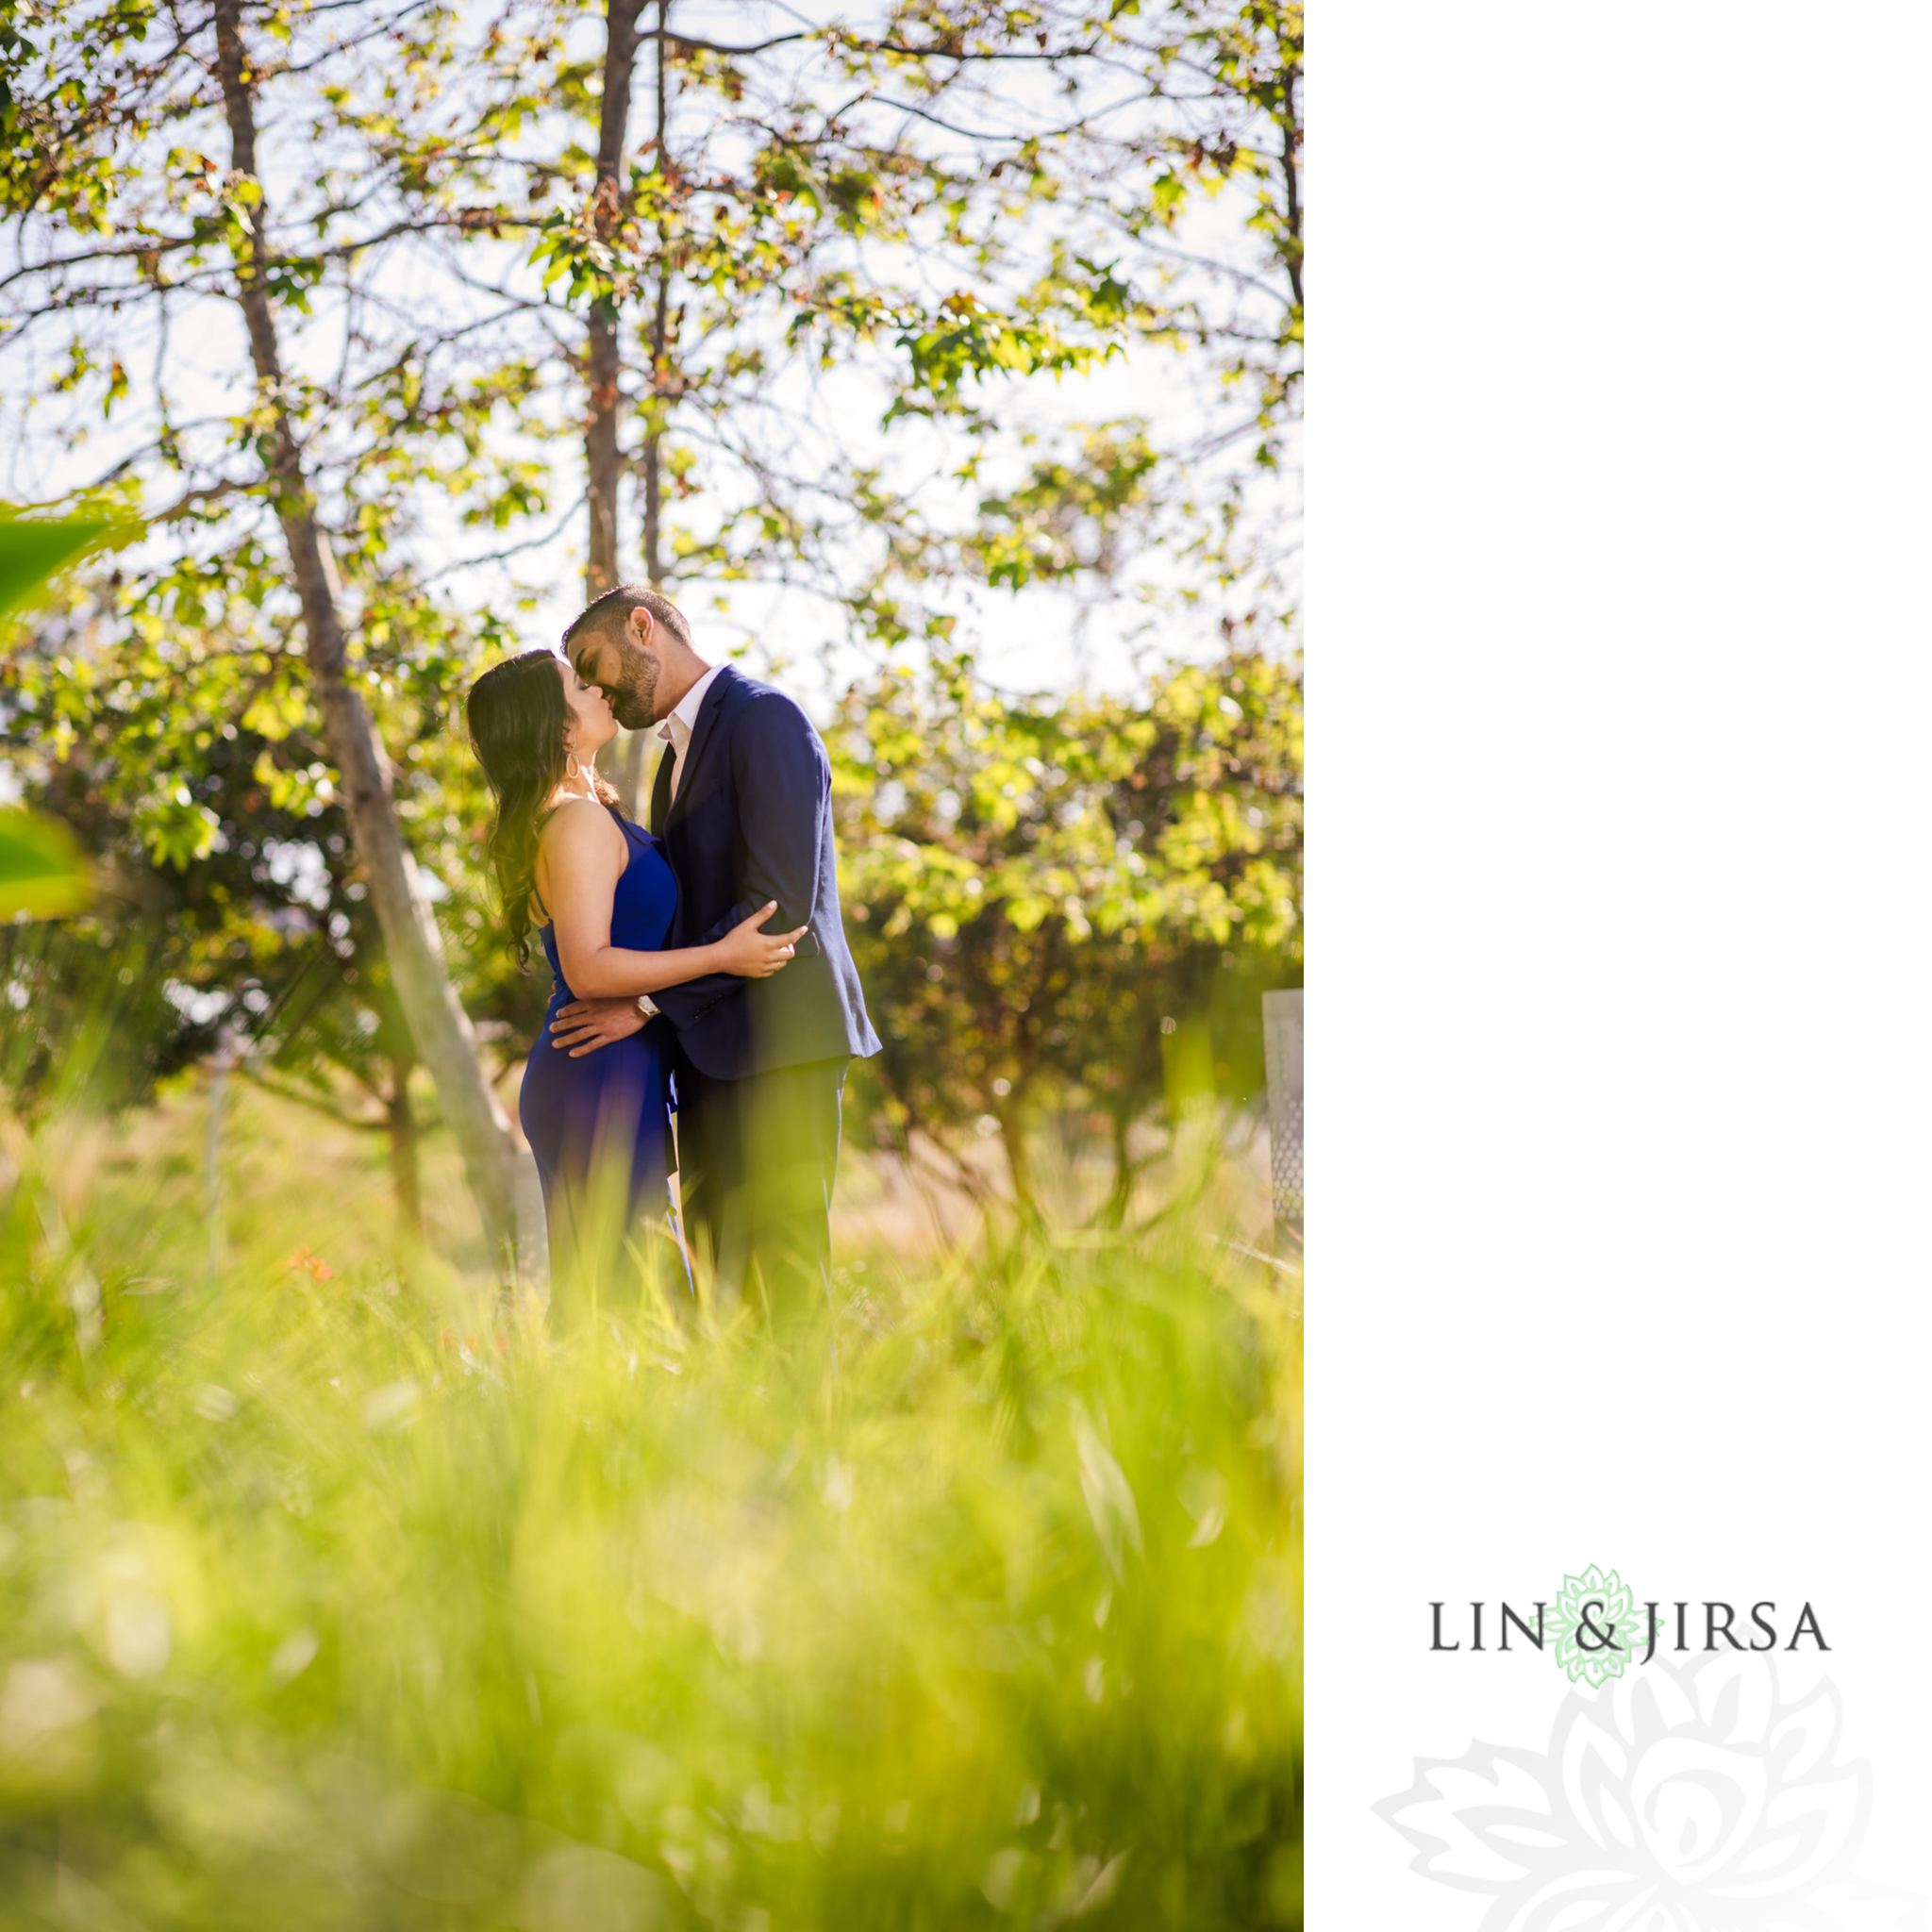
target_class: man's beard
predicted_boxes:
[607,654,658,730]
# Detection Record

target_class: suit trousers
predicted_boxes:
[676,1055,848,1330]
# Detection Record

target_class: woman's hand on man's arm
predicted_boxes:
[550,896,799,1055]
[709,902,806,978]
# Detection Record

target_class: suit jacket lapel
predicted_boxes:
[665,665,737,827]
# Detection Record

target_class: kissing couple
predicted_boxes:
[465,585,880,1332]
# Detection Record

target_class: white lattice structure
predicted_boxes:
[1262,991,1302,1234]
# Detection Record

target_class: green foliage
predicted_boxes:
[964,425,1161,591]
[0,548,539,1135]
[0,0,156,229]
[494,5,1183,624]
[0,0,1300,654]
[888,290,1124,422]
[0,928,192,1119]
[0,0,570,1199]
[831,647,1298,1209]
[0,1106,1301,1927]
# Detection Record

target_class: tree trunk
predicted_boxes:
[213,0,522,1262]
[611,0,674,816]
[998,1100,1038,1221]
[386,1054,424,1240]
[641,0,671,596]
[1099,1104,1135,1230]
[1096,1004,1164,1228]
[994,925,1058,1217]
[585,0,649,814]
[1276,18,1303,313]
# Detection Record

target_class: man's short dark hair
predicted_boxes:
[562,584,691,656]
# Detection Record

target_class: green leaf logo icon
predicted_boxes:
[1553,1564,1641,1688]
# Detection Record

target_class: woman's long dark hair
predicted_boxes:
[465,649,615,966]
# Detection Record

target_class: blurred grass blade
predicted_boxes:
[0,518,110,919]
[0,808,88,918]
[0,517,108,614]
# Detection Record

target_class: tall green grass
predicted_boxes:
[0,1091,1300,1930]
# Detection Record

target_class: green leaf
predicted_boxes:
[0,808,90,919]
[0,519,108,613]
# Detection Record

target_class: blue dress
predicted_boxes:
[520,808,680,1295]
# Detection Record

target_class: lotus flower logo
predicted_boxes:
[1553,1562,1641,1688]
[1376,1651,1924,1929]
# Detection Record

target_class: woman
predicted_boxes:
[465,648,802,1307]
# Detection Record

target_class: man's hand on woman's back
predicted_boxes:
[548,997,648,1058]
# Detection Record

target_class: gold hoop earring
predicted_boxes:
[564,748,582,781]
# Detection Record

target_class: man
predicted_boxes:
[549,585,880,1330]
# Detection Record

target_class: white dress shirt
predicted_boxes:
[633,662,723,1024]
[658,661,724,805]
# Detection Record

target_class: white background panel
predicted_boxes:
[1315,4,1932,1919]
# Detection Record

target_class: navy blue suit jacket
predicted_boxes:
[647,664,881,1080]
